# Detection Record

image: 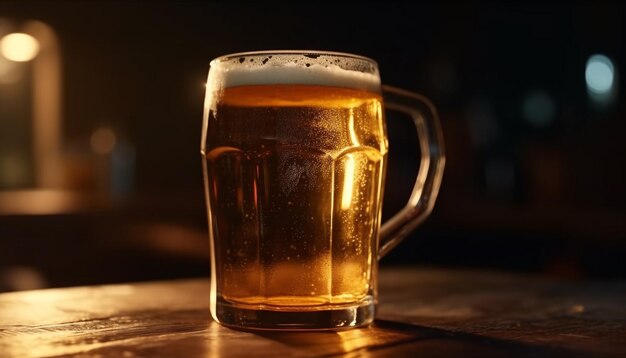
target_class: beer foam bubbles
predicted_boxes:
[207,52,381,94]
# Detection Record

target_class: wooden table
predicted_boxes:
[0,267,624,357]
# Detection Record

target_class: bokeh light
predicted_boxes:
[522,90,556,127]
[0,33,40,62]
[586,54,614,94]
[90,128,117,154]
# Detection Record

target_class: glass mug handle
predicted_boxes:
[378,85,446,259]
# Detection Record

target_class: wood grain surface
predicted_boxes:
[0,267,624,357]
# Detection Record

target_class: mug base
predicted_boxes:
[213,296,375,331]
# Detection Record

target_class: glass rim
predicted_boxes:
[209,50,378,67]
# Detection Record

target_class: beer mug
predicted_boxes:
[201,51,444,330]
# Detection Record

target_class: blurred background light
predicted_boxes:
[90,127,117,154]
[0,155,29,188]
[522,90,556,127]
[586,54,618,108]
[0,266,46,291]
[0,33,40,62]
[585,54,614,94]
[0,55,21,83]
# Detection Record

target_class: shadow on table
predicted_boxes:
[253,318,589,358]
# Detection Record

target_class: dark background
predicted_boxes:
[0,1,625,291]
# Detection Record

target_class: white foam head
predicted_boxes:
[201,52,380,150]
[206,51,381,96]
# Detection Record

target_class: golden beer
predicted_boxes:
[203,82,387,327]
[202,51,444,330]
